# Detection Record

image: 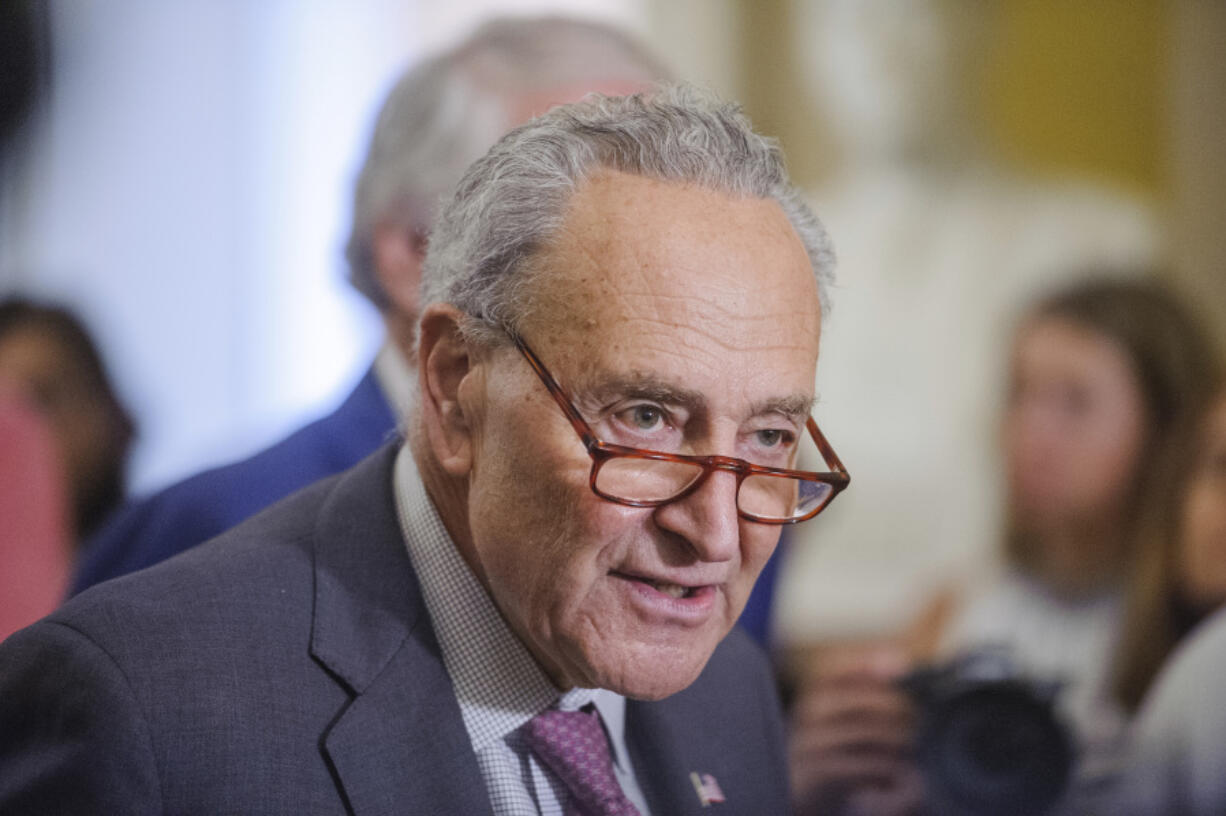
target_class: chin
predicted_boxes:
[582,642,715,701]
[605,667,705,702]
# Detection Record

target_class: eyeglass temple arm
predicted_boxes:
[807,416,849,479]
[508,332,602,450]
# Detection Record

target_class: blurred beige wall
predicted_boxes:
[642,0,743,99]
[650,0,1225,353]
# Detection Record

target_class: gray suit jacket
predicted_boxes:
[0,444,791,815]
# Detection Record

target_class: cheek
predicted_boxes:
[1062,405,1147,507]
[468,392,589,547]
[723,522,781,613]
[742,523,780,573]
[1006,421,1141,513]
[1084,428,1143,488]
[469,458,630,619]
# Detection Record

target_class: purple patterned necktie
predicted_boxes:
[524,706,642,816]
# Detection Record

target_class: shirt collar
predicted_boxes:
[392,445,630,766]
[588,689,633,773]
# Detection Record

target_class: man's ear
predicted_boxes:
[417,304,478,477]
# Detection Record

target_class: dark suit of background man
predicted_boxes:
[71,16,669,594]
[0,84,850,814]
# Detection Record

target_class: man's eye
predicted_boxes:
[629,405,664,430]
[755,429,787,447]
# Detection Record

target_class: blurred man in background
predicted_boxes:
[72,15,667,593]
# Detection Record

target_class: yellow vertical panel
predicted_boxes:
[736,0,831,189]
[981,0,1168,197]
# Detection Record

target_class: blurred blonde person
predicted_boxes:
[789,277,1218,816]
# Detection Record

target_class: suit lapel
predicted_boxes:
[321,630,493,816]
[309,445,493,816]
[626,700,706,815]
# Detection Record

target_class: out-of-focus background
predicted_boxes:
[2,0,1223,645]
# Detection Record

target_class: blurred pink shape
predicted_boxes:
[0,389,71,642]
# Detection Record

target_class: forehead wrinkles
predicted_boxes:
[605,324,816,386]
[519,172,820,352]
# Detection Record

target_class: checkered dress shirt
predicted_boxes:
[393,446,653,815]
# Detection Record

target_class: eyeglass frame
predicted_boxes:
[506,330,850,524]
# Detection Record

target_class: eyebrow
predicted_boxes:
[579,373,707,414]
[575,371,815,423]
[748,394,816,422]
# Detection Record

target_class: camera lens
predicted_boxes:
[905,655,1075,816]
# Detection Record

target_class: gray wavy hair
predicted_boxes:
[345,16,669,310]
[421,82,836,344]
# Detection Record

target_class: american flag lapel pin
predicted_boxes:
[689,771,726,806]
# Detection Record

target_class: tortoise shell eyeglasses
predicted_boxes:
[507,331,850,524]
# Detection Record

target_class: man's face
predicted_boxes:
[455,170,822,699]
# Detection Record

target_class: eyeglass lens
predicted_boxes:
[594,456,833,521]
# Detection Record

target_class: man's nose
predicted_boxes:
[652,467,741,563]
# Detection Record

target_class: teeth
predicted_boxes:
[652,581,689,599]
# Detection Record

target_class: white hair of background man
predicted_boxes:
[420,82,836,345]
[345,15,671,310]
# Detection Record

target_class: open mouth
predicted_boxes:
[615,571,701,600]
[645,579,695,599]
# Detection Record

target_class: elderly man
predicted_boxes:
[72,15,665,593]
[0,86,846,814]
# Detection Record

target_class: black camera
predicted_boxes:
[901,649,1075,816]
